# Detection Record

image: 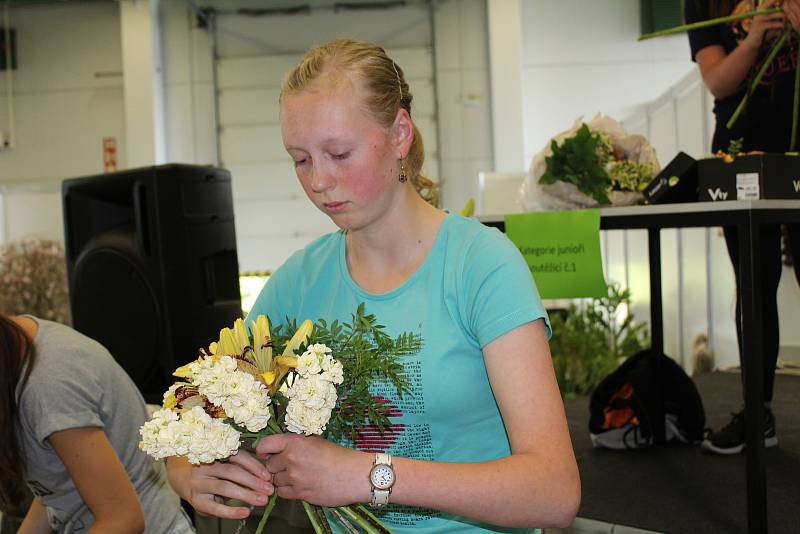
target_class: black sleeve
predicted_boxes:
[684,0,723,62]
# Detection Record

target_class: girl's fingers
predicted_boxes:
[227,449,272,481]
[200,462,274,494]
[195,476,272,507]
[192,493,253,520]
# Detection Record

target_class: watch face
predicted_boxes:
[370,465,395,490]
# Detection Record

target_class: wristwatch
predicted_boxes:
[368,453,395,508]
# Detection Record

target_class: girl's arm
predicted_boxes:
[17,498,52,534]
[695,0,786,98]
[47,427,145,534]
[258,319,581,529]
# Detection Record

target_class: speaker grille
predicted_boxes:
[71,234,162,390]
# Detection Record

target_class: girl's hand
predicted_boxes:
[743,0,787,50]
[257,434,371,507]
[784,0,800,32]
[186,449,275,520]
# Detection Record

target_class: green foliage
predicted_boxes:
[540,123,612,204]
[549,283,649,399]
[272,303,422,444]
[727,137,744,156]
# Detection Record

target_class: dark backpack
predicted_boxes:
[588,349,705,450]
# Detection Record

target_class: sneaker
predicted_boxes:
[701,408,778,455]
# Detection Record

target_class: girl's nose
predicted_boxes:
[310,165,335,193]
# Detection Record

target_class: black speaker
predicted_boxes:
[643,151,698,204]
[62,164,242,402]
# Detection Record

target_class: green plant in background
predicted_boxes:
[549,282,649,399]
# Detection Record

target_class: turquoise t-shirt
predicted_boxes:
[247,212,549,533]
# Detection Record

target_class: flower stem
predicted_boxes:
[302,501,332,534]
[727,29,793,130]
[338,505,390,534]
[638,7,783,40]
[253,492,277,534]
[793,40,800,152]
[353,504,394,534]
[268,418,283,434]
[329,508,360,534]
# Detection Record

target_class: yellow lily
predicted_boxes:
[283,319,313,357]
[173,358,202,379]
[232,318,250,354]
[217,326,244,356]
[267,319,313,394]
[250,315,273,373]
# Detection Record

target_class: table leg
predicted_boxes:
[647,228,666,444]
[738,213,768,534]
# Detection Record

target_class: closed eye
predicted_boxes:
[332,152,350,161]
[293,158,307,167]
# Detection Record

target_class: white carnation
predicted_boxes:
[320,356,344,385]
[139,407,240,464]
[139,408,181,459]
[296,345,326,376]
[296,344,343,385]
[287,375,338,411]
[180,407,241,464]
[191,356,272,433]
[284,401,332,436]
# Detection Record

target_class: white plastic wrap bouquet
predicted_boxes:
[520,114,661,211]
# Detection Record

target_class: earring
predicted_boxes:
[399,159,408,183]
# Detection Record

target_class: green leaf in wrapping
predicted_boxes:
[539,123,612,204]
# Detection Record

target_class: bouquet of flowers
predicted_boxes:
[139,304,421,534]
[520,114,660,211]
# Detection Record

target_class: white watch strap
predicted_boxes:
[371,488,390,507]
[370,453,393,508]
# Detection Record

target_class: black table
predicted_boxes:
[481,199,800,534]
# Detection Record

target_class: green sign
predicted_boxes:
[505,209,606,299]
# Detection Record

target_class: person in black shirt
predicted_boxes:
[685,0,800,454]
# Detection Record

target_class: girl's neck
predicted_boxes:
[345,192,445,293]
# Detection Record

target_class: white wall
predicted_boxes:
[0,2,124,243]
[433,0,493,215]
[520,0,695,169]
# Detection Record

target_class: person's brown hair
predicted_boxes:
[281,38,438,205]
[0,314,37,511]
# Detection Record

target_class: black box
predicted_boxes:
[643,151,698,204]
[698,154,800,202]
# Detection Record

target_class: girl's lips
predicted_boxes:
[323,201,348,213]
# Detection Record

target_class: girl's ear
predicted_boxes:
[392,108,414,158]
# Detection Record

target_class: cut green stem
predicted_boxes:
[338,505,393,534]
[353,504,394,534]
[302,501,331,534]
[638,7,782,40]
[253,492,278,534]
[329,507,360,534]
[727,29,793,130]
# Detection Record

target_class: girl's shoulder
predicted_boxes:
[441,212,522,262]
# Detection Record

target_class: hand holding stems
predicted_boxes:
[784,0,800,31]
[258,434,372,507]
[742,0,788,51]
[174,450,275,520]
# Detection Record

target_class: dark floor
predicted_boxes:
[565,371,800,534]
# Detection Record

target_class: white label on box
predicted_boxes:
[736,172,760,200]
